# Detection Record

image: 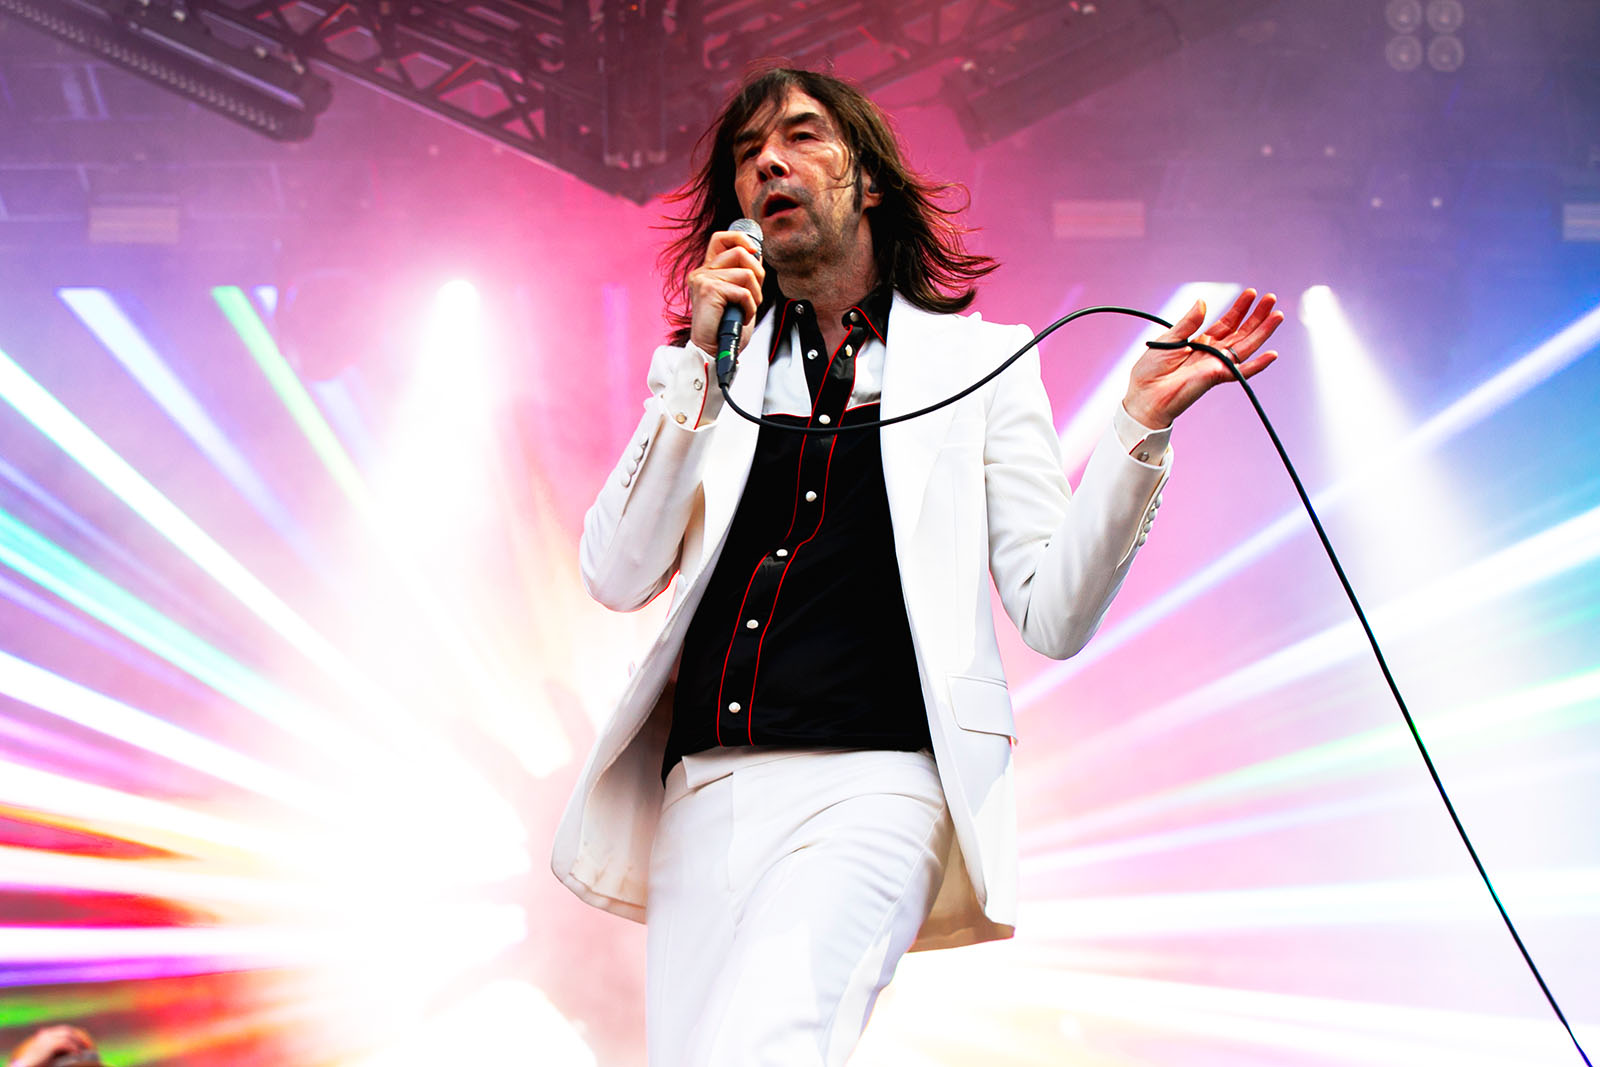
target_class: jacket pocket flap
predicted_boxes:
[948,675,1016,739]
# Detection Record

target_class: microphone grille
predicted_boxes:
[730,217,763,256]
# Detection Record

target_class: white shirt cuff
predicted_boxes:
[1115,403,1172,467]
[657,343,723,431]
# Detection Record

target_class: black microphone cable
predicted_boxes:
[718,304,1593,1065]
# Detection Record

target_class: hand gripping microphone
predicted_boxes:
[715,218,764,389]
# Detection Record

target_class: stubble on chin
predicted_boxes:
[763,208,846,278]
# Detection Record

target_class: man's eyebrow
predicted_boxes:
[733,111,828,148]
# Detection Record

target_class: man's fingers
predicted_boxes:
[1231,293,1279,341]
[1163,298,1206,342]
[1237,350,1278,380]
[1229,308,1285,358]
[1203,288,1254,339]
[705,229,764,266]
[711,272,760,319]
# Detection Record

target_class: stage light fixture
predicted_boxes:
[0,0,331,141]
[1384,0,1464,74]
[1386,35,1424,72]
[1385,0,1424,34]
[1425,0,1465,34]
[1427,33,1466,72]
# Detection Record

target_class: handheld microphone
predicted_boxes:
[715,218,764,389]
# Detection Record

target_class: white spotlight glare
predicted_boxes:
[1298,285,1412,473]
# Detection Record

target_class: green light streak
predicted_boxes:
[0,987,141,1028]
[1134,664,1600,813]
[0,344,360,689]
[0,504,347,749]
[211,286,372,513]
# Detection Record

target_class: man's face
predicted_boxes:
[731,87,876,274]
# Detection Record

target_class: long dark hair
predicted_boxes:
[659,66,998,345]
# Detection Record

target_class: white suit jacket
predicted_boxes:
[552,294,1170,950]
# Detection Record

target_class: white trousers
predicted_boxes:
[645,747,953,1067]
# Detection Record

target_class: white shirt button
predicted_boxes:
[795,303,806,314]
[728,702,741,713]
[746,618,759,629]
[818,414,831,425]
[775,548,789,558]
[848,310,859,323]
[674,412,687,424]
[806,349,818,360]
[843,344,853,357]
[805,490,817,502]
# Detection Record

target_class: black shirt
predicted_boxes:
[666,286,930,775]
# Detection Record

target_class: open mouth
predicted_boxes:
[762,193,800,218]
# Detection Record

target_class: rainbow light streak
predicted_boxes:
[0,503,358,751]
[0,757,289,857]
[865,953,1596,1064]
[211,286,370,509]
[0,926,317,966]
[0,494,508,798]
[0,901,524,965]
[0,345,362,688]
[0,962,256,990]
[0,454,199,615]
[1055,282,1244,470]
[1021,868,1600,937]
[0,646,327,811]
[1023,746,1600,873]
[0,985,142,1027]
[1018,293,1600,709]
[57,288,318,567]
[0,568,207,700]
[0,844,309,906]
[1024,509,1600,847]
[909,965,1599,1065]
[0,703,133,775]
[1036,661,1600,848]
[1052,500,1600,777]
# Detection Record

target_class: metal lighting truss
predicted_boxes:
[5,0,1269,201]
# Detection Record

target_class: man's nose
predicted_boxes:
[754,141,789,182]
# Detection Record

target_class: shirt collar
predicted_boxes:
[766,283,893,362]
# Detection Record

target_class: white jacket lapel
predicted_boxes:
[881,297,964,537]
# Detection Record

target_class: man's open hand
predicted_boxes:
[1123,289,1283,429]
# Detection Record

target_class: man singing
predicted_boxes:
[552,66,1282,1065]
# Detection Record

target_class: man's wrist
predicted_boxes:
[1120,390,1172,432]
[1116,402,1172,465]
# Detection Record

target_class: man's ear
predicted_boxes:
[862,170,882,208]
